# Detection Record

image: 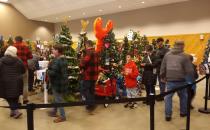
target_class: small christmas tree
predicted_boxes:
[26,40,32,51]
[7,36,14,46]
[77,19,89,55]
[121,36,130,65]
[77,32,88,57]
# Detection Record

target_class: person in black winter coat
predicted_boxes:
[189,55,199,109]
[0,46,25,119]
[155,37,169,100]
[141,45,158,105]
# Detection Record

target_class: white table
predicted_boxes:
[37,60,49,104]
[36,69,48,104]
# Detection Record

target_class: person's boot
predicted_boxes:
[13,110,22,119]
[130,102,138,109]
[124,102,132,108]
[165,116,171,121]
[53,116,66,123]
[10,110,15,117]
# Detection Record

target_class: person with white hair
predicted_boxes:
[0,46,25,119]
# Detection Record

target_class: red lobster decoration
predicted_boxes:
[93,17,113,53]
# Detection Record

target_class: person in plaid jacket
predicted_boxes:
[13,36,32,104]
[80,40,99,112]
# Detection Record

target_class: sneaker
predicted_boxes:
[10,111,15,117]
[124,102,132,108]
[86,106,96,115]
[115,96,119,100]
[104,104,109,108]
[13,111,22,119]
[130,103,138,109]
[87,110,95,115]
[165,117,171,121]
[53,117,66,123]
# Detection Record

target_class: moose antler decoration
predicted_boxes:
[94,17,113,53]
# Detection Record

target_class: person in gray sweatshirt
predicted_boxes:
[160,40,194,121]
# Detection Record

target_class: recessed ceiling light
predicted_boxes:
[141,1,145,4]
[118,5,122,9]
[98,9,103,12]
[0,0,9,3]
[68,16,71,18]
[82,12,86,15]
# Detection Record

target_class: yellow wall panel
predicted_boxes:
[148,33,210,65]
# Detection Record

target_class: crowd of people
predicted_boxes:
[0,36,198,123]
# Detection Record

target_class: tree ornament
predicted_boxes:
[105,43,110,48]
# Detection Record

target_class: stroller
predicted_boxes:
[95,72,117,108]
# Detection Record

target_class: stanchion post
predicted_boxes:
[26,103,35,130]
[198,74,210,114]
[149,93,155,130]
[186,85,192,130]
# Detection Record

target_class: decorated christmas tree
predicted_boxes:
[121,36,130,65]
[100,29,121,78]
[55,24,79,93]
[202,39,210,64]
[121,31,149,73]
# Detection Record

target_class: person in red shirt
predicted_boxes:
[123,53,139,109]
[13,36,32,104]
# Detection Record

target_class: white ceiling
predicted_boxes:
[9,0,189,23]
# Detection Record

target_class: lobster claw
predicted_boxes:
[94,17,113,53]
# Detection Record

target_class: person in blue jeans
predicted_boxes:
[48,44,68,123]
[164,82,188,118]
[188,55,199,109]
[160,40,194,121]
[155,37,169,101]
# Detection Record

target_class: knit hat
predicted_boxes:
[4,46,17,57]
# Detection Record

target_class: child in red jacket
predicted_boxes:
[123,53,139,109]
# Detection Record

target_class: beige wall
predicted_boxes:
[0,3,54,41]
[55,0,210,41]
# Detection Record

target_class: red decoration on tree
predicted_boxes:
[105,43,110,49]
